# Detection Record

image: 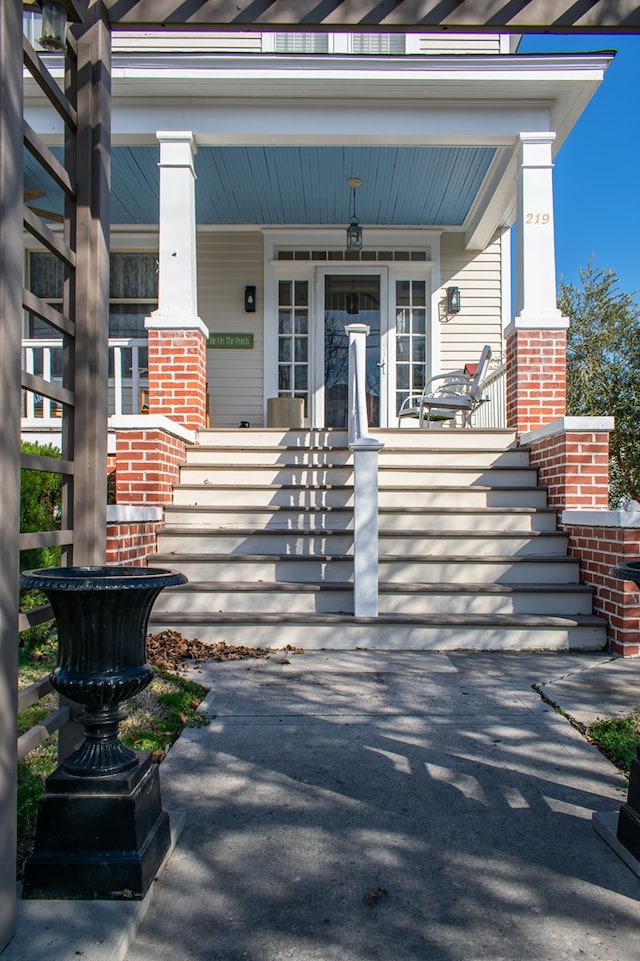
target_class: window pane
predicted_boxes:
[30,252,63,299]
[294,310,308,334]
[109,252,157,299]
[413,338,426,363]
[294,337,308,362]
[279,338,291,363]
[396,336,410,360]
[278,366,291,390]
[109,304,149,338]
[413,365,425,391]
[396,280,410,307]
[396,364,410,389]
[412,281,426,307]
[294,281,309,306]
[278,281,292,306]
[396,308,409,334]
[413,310,426,334]
[278,311,292,335]
[294,366,307,390]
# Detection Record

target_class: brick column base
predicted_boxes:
[146,327,208,430]
[506,327,567,435]
[522,418,613,513]
[106,418,194,566]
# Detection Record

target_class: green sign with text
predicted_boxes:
[207,333,254,349]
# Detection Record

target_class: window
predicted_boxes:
[268,33,405,55]
[278,280,309,415]
[27,251,157,339]
[395,279,427,415]
[26,250,157,386]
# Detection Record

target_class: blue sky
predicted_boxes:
[517,33,640,300]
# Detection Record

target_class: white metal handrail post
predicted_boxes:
[345,323,384,618]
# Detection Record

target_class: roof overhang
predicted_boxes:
[23,51,612,247]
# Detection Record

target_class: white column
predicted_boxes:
[513,132,566,328]
[148,131,205,332]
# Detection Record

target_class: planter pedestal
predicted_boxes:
[19,566,186,900]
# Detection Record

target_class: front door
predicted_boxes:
[322,273,382,428]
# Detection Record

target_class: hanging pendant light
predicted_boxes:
[38,1,68,52]
[346,177,363,252]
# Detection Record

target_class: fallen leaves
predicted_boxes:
[146,630,302,673]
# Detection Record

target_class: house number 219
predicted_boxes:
[525,212,550,224]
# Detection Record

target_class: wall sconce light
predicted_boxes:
[245,285,256,312]
[38,1,68,52]
[345,177,363,252]
[446,286,461,314]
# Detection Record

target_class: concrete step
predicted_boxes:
[171,483,548,510]
[152,552,354,582]
[378,465,538,488]
[178,464,354,487]
[156,527,567,558]
[157,528,354,556]
[157,580,594,617]
[378,447,530,468]
[172,483,355,509]
[163,504,353,530]
[186,444,528,470]
[163,504,557,533]
[377,582,595,616]
[148,609,607,652]
[185,446,354,467]
[196,428,349,448]
[194,427,518,452]
[152,552,581,585]
[372,428,519,451]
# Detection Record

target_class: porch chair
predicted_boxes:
[398,344,492,428]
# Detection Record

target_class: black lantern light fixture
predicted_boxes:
[37,1,69,52]
[346,177,363,252]
[447,286,461,314]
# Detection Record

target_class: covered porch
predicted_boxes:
[22,47,611,436]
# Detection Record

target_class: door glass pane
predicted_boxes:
[278,279,309,414]
[324,274,380,428]
[395,279,428,415]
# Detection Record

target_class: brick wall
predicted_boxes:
[147,328,208,430]
[106,520,162,567]
[562,522,640,656]
[114,428,186,506]
[525,428,610,513]
[506,328,567,434]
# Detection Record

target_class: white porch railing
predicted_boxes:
[474,361,506,429]
[345,323,384,618]
[21,338,148,424]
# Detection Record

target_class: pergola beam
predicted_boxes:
[104,0,640,32]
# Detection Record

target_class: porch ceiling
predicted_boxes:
[24,143,496,227]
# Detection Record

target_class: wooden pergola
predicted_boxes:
[2,0,639,949]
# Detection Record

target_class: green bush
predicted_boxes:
[20,441,62,573]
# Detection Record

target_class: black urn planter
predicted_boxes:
[610,560,640,861]
[19,565,187,900]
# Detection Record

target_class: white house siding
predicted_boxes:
[197,231,265,428]
[111,32,507,56]
[438,232,504,372]
[416,34,504,55]
[112,32,263,53]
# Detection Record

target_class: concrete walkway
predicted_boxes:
[7,652,640,961]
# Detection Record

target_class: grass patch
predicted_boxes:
[587,713,640,777]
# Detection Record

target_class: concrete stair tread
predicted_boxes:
[150,610,606,628]
[153,551,576,563]
[160,526,560,539]
[167,579,591,593]
[165,504,553,516]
